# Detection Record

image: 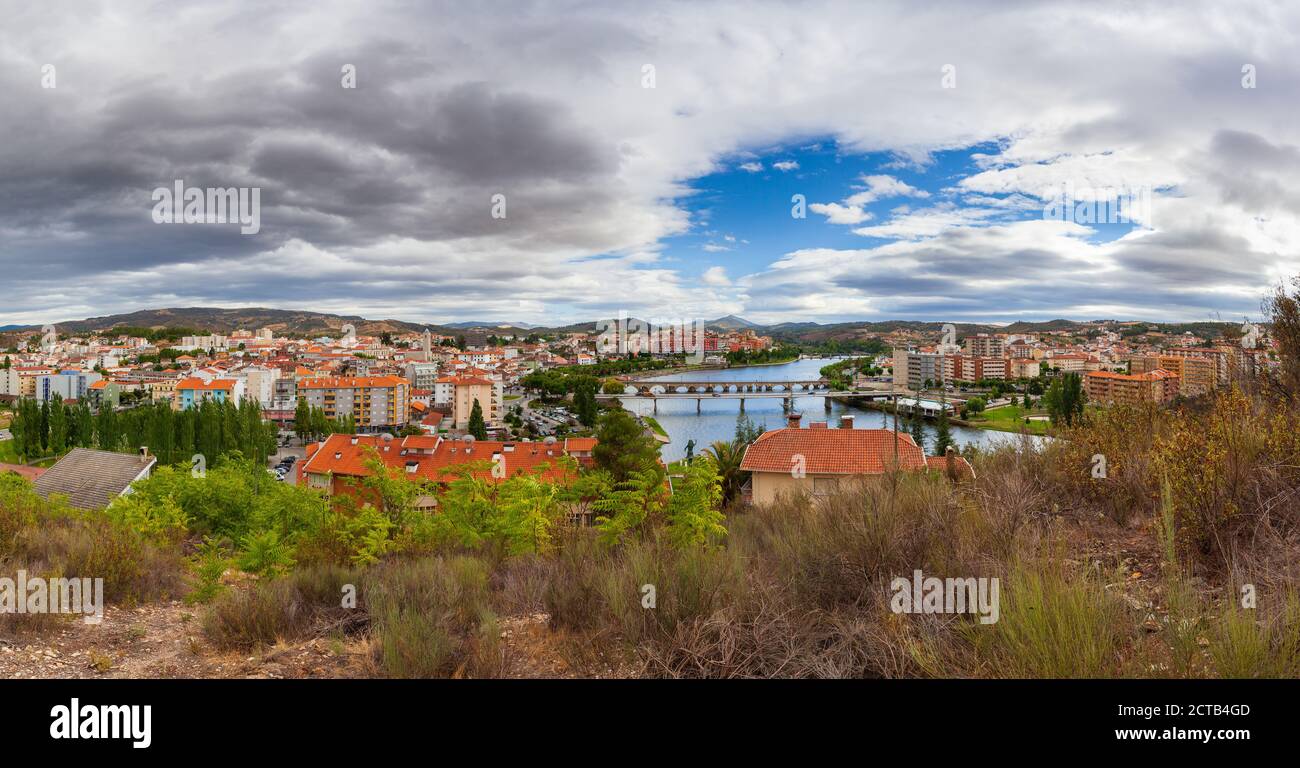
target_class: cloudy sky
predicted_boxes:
[1,0,1298,327]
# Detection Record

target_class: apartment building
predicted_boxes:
[86,379,120,410]
[13,367,55,397]
[405,361,441,391]
[0,366,18,397]
[1047,353,1090,372]
[1007,357,1042,379]
[944,355,1008,381]
[892,349,944,390]
[963,333,1005,359]
[298,375,411,430]
[1131,354,1216,397]
[175,377,243,409]
[1084,369,1180,406]
[242,365,281,407]
[36,370,103,403]
[440,374,503,430]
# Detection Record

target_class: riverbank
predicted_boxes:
[831,396,1052,436]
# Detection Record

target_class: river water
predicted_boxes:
[620,358,1046,462]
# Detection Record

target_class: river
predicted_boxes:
[619,358,1047,462]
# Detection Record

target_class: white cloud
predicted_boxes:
[702,266,730,285]
[738,161,764,172]
[1,0,1298,324]
[772,160,800,171]
[809,202,874,225]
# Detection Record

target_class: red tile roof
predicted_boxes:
[299,375,408,389]
[176,377,236,391]
[301,433,592,484]
[740,428,928,475]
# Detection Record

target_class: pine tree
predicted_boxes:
[933,394,953,456]
[907,406,926,453]
[468,398,488,440]
[47,395,68,455]
[593,409,662,483]
[294,397,310,441]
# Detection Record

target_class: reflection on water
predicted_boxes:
[623,358,1048,463]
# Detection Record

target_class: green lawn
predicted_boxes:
[963,404,1052,435]
[643,415,668,438]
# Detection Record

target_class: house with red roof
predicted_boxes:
[739,413,974,505]
[299,433,596,509]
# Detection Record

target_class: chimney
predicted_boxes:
[786,413,802,429]
[139,446,150,462]
[945,446,957,480]
[840,414,855,429]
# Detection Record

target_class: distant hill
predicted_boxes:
[0,308,1242,347]
[3,308,456,339]
[707,314,759,331]
[444,321,541,330]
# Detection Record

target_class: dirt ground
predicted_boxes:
[0,601,634,679]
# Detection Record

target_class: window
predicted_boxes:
[812,476,839,496]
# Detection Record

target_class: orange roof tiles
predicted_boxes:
[301,433,591,484]
[176,377,236,391]
[739,428,927,475]
[298,375,408,389]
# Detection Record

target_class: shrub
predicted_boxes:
[365,556,501,678]
[203,564,361,650]
[973,559,1127,678]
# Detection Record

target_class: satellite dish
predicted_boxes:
[462,434,475,444]
[543,436,557,446]
[381,433,394,442]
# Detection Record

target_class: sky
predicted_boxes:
[1,0,1298,328]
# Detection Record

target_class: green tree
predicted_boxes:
[294,397,310,441]
[665,456,726,548]
[734,411,762,445]
[467,398,488,440]
[933,395,953,456]
[572,378,598,427]
[47,395,68,455]
[593,467,669,545]
[704,438,747,506]
[1043,372,1086,426]
[907,407,926,452]
[593,409,661,483]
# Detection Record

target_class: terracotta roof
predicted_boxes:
[176,377,236,391]
[563,437,597,452]
[301,433,593,484]
[298,376,408,389]
[32,448,156,510]
[740,428,927,475]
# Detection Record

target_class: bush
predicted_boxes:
[973,560,1128,678]
[365,556,501,678]
[203,564,361,650]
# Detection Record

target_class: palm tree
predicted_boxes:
[706,439,747,504]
